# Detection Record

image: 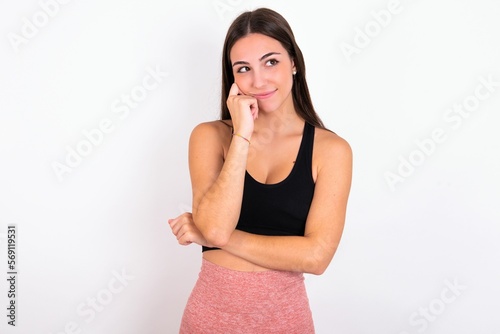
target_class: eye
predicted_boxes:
[237,66,250,73]
[265,59,279,66]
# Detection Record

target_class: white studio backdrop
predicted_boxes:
[0,0,499,333]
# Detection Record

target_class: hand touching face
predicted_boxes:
[226,82,258,139]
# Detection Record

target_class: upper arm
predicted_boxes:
[188,122,227,218]
[304,131,353,264]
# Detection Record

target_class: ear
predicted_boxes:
[291,59,297,76]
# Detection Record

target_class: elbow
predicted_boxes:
[305,244,336,275]
[202,228,232,248]
[302,255,328,275]
[307,260,329,276]
[193,212,231,248]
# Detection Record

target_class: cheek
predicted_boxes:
[234,76,251,93]
[278,72,294,92]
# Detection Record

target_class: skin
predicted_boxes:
[168,33,352,275]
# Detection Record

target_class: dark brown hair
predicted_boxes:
[220,8,325,128]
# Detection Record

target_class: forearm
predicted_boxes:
[221,230,336,275]
[193,138,249,246]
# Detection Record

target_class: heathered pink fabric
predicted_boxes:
[179,259,315,334]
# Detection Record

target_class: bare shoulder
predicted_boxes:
[190,120,232,141]
[311,127,352,181]
[314,127,352,162]
[189,120,233,157]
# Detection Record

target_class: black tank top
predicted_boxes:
[202,122,315,252]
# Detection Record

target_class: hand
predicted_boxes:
[168,212,209,247]
[226,83,258,139]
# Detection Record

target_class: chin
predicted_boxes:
[257,101,281,113]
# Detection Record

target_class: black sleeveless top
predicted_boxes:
[202,122,316,252]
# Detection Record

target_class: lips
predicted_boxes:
[252,90,277,99]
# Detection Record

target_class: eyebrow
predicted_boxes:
[232,52,281,67]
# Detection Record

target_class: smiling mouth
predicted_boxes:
[252,90,277,99]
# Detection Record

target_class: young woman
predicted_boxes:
[168,7,352,333]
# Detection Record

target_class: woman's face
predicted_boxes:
[230,33,296,113]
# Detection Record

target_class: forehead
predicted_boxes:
[230,33,287,61]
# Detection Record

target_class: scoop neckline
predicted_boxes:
[245,122,307,187]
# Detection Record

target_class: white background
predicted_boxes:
[1,0,499,333]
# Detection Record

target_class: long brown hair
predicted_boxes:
[220,8,325,129]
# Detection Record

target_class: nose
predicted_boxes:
[251,68,267,89]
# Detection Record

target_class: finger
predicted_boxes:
[228,82,239,96]
[170,223,180,236]
[175,224,187,241]
[169,219,183,236]
[168,218,176,232]
[250,101,259,119]
[169,212,191,233]
[169,212,191,223]
[177,226,193,245]
[172,219,187,236]
[178,235,193,246]
[168,215,182,226]
[177,229,192,245]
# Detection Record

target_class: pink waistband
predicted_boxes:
[196,258,306,312]
[180,259,315,333]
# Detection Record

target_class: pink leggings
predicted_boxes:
[179,259,315,334]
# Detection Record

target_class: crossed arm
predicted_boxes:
[168,122,352,275]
